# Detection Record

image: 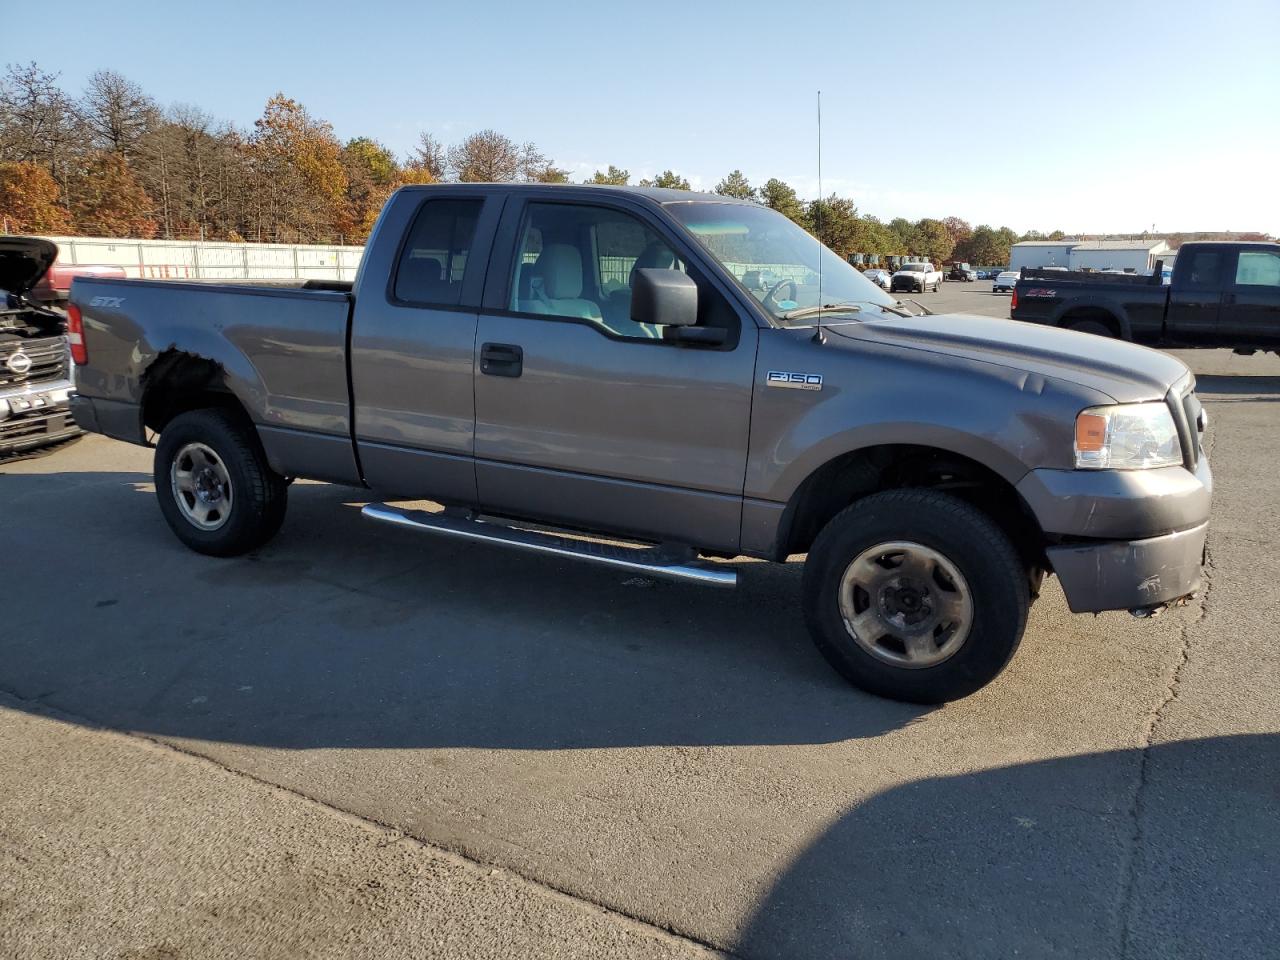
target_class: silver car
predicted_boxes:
[993,270,1019,293]
[862,268,892,290]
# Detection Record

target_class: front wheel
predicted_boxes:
[802,489,1029,703]
[154,408,288,556]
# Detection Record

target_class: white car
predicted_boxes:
[992,270,1019,293]
[890,261,943,294]
[862,268,892,290]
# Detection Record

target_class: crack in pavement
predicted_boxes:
[1116,428,1218,960]
[0,688,735,959]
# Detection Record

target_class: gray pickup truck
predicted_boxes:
[69,184,1212,703]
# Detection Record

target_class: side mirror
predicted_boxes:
[632,268,697,327]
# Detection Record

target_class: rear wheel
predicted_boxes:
[802,489,1029,703]
[154,409,288,556]
[1067,319,1114,337]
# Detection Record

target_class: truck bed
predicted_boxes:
[69,276,354,446]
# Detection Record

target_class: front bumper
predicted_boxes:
[1046,523,1207,614]
[1019,457,1212,614]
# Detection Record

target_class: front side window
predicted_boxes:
[393,199,482,306]
[665,201,896,322]
[1234,250,1280,288]
[509,202,685,339]
[1182,250,1225,290]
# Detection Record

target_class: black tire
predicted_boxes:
[1067,319,1114,337]
[153,408,288,557]
[802,489,1029,704]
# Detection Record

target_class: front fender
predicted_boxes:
[745,330,1109,506]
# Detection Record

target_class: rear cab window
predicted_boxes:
[393,199,483,307]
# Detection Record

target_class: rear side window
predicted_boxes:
[1234,250,1280,288]
[394,199,482,306]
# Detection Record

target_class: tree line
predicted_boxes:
[1,61,1057,264]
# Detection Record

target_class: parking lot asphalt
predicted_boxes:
[2,309,1278,958]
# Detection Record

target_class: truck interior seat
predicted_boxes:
[519,244,602,321]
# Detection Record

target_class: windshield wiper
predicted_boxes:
[781,301,864,321]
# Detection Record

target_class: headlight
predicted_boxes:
[1074,402,1182,469]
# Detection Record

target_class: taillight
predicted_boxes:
[66,303,87,365]
[1010,287,1018,311]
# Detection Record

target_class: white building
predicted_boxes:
[1008,240,1079,272]
[1066,240,1171,274]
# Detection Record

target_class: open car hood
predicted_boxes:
[0,237,58,296]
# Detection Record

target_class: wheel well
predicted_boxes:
[780,444,1046,577]
[1058,307,1121,337]
[141,352,247,435]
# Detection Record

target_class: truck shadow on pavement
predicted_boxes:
[1195,374,1280,401]
[2,469,929,750]
[734,733,1280,960]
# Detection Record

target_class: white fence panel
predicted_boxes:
[34,236,366,282]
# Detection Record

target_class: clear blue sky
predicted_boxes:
[8,0,1278,234]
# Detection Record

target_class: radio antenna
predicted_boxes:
[813,89,826,344]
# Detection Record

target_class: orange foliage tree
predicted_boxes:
[0,161,71,233]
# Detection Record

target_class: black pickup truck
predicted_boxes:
[1011,241,1280,353]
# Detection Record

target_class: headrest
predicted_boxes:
[535,244,582,299]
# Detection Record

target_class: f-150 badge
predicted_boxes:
[766,371,823,391]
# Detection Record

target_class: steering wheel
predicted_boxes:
[762,278,798,308]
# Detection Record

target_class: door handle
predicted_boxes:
[480,342,523,378]
[1223,292,1236,305]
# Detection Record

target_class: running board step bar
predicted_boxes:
[362,504,737,588]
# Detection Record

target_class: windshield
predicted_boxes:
[665,201,897,321]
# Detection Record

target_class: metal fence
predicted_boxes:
[34,235,366,282]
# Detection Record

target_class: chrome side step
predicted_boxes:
[362,503,737,588]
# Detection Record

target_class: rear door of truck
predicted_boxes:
[348,190,504,502]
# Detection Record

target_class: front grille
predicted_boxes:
[0,336,69,387]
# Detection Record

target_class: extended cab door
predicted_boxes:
[1219,246,1280,349]
[471,194,759,553]
[1165,246,1228,345]
[349,190,503,501]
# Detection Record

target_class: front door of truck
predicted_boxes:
[471,196,758,554]
[1218,247,1280,349]
[349,193,502,502]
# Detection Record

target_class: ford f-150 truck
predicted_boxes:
[1,238,81,457]
[68,184,1212,704]
[1012,241,1280,352]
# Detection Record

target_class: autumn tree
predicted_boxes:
[759,178,807,227]
[587,165,629,185]
[81,70,156,159]
[640,170,690,190]
[941,216,972,253]
[247,94,347,241]
[0,161,70,232]
[911,218,954,264]
[714,169,756,200]
[448,129,520,182]
[411,132,447,180]
[807,195,860,258]
[340,136,399,240]
[70,151,157,236]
